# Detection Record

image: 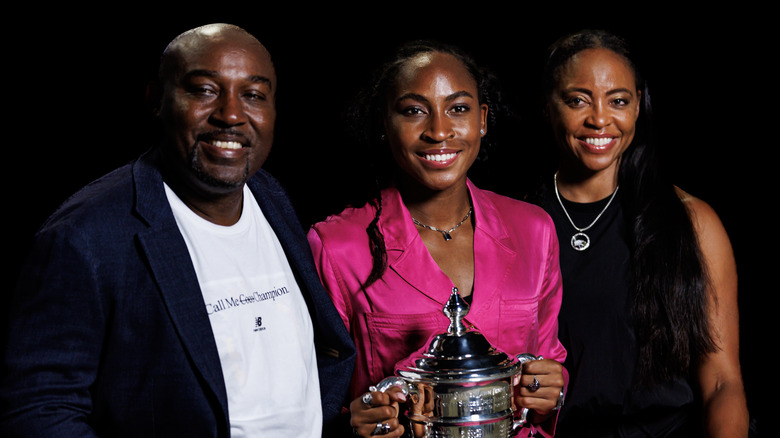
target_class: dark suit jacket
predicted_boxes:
[0,149,355,437]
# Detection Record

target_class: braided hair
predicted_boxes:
[345,40,509,289]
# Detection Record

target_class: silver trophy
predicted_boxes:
[392,289,540,438]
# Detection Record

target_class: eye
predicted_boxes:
[193,87,216,96]
[401,106,426,116]
[244,91,268,102]
[183,84,219,101]
[612,97,631,106]
[564,96,586,107]
[449,104,471,114]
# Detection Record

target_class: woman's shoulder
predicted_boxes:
[675,187,725,235]
[675,186,733,258]
[308,200,377,242]
[475,185,554,224]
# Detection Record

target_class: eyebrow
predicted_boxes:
[396,90,476,103]
[183,69,274,89]
[562,87,635,96]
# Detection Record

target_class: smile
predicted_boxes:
[423,152,458,162]
[211,140,243,150]
[583,137,614,147]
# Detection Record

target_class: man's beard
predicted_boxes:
[188,147,250,190]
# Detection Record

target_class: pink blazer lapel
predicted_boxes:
[380,187,457,306]
[378,182,519,313]
[466,181,518,320]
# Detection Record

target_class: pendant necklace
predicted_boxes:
[553,172,619,251]
[412,207,473,241]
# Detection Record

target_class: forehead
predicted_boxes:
[393,52,477,93]
[166,31,276,86]
[558,48,636,88]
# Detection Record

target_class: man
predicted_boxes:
[0,23,354,437]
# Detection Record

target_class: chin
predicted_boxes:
[425,175,467,192]
[192,165,250,192]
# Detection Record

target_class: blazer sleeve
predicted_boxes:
[530,214,569,438]
[537,215,567,365]
[1,225,103,437]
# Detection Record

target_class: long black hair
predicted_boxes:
[540,29,716,386]
[345,39,510,289]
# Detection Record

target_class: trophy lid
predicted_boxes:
[394,288,521,383]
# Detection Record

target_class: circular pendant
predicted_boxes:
[571,232,590,251]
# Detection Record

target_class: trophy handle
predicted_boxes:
[511,354,543,435]
[371,376,410,396]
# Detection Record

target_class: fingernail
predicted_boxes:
[397,393,407,402]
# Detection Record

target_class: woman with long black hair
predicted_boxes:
[529,29,748,437]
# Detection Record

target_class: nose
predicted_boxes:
[210,92,246,127]
[584,102,610,129]
[421,112,454,143]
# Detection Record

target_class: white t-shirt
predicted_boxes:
[165,183,322,438]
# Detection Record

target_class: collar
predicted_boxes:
[377,179,517,317]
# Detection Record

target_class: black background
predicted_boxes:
[5,6,766,431]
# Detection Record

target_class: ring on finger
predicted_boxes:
[361,392,373,407]
[371,421,391,435]
[528,375,540,392]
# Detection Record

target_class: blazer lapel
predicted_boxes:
[247,172,357,422]
[380,183,519,323]
[132,153,229,418]
[468,181,518,321]
[246,172,350,349]
[381,187,456,306]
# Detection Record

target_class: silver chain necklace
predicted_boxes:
[553,172,619,251]
[412,207,473,241]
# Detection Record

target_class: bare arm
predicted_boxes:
[682,190,749,437]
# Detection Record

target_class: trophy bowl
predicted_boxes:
[393,289,539,438]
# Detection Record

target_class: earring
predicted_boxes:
[480,129,485,135]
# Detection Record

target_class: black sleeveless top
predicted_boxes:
[541,184,700,437]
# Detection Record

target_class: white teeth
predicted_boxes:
[584,137,613,146]
[424,152,457,162]
[212,140,242,150]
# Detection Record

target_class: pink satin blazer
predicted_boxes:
[308,181,567,435]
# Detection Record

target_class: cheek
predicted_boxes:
[557,112,581,135]
[248,107,277,129]
[618,112,638,139]
[387,115,416,137]
[547,111,574,143]
[460,117,484,139]
[166,103,207,135]
[385,138,420,177]
[547,105,566,129]
[386,120,418,151]
[387,140,412,168]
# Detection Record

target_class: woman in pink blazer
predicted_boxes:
[308,40,566,438]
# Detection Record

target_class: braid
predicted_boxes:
[362,192,387,289]
[347,39,505,289]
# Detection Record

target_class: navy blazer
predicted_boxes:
[0,149,355,437]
